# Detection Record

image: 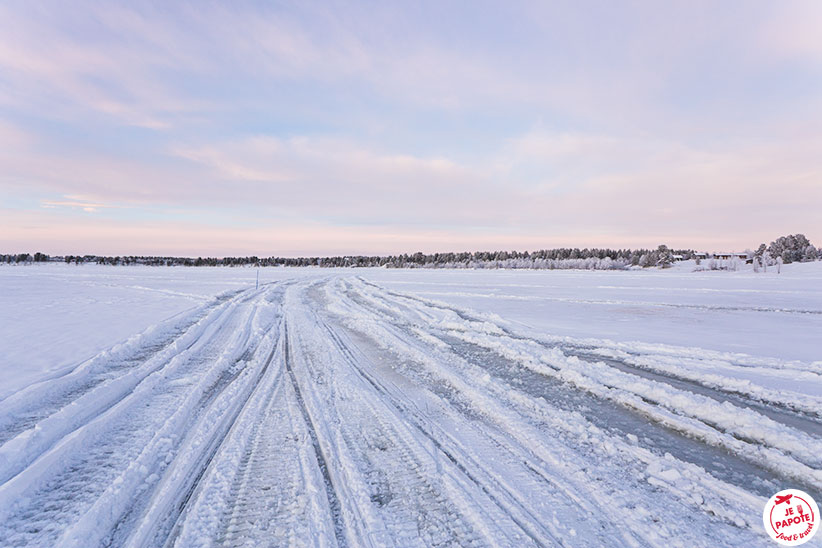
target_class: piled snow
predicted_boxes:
[332,277,822,483]
[322,277,791,544]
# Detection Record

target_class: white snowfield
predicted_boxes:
[0,263,820,547]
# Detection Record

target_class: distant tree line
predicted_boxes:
[1,246,696,270]
[2,234,816,270]
[0,252,51,263]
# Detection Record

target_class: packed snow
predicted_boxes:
[0,262,820,547]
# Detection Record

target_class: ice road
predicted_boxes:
[0,271,820,547]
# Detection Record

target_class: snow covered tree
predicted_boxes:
[768,234,813,263]
[656,245,674,268]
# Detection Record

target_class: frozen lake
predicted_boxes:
[0,263,819,546]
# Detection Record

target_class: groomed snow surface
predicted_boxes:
[0,262,820,547]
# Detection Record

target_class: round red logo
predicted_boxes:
[763,489,819,546]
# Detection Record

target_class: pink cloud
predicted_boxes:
[3,123,821,253]
[40,196,118,213]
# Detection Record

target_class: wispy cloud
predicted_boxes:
[0,1,820,254]
[41,196,118,213]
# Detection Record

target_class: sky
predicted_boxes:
[1,1,821,257]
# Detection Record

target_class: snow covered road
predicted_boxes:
[1,275,820,547]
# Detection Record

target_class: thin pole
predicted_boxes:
[256,267,259,290]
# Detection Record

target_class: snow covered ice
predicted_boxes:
[0,262,820,547]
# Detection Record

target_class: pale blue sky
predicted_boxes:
[1,1,821,255]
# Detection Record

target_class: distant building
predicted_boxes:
[712,252,752,263]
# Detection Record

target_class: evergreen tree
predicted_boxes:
[656,245,674,268]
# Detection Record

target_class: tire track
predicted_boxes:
[359,278,822,427]
[0,287,274,548]
[282,319,348,548]
[0,291,240,446]
[212,369,294,548]
[320,321,555,547]
[343,279,822,477]
[559,347,822,436]
[317,321,496,547]
[323,278,798,544]
[125,319,283,548]
[0,289,265,494]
